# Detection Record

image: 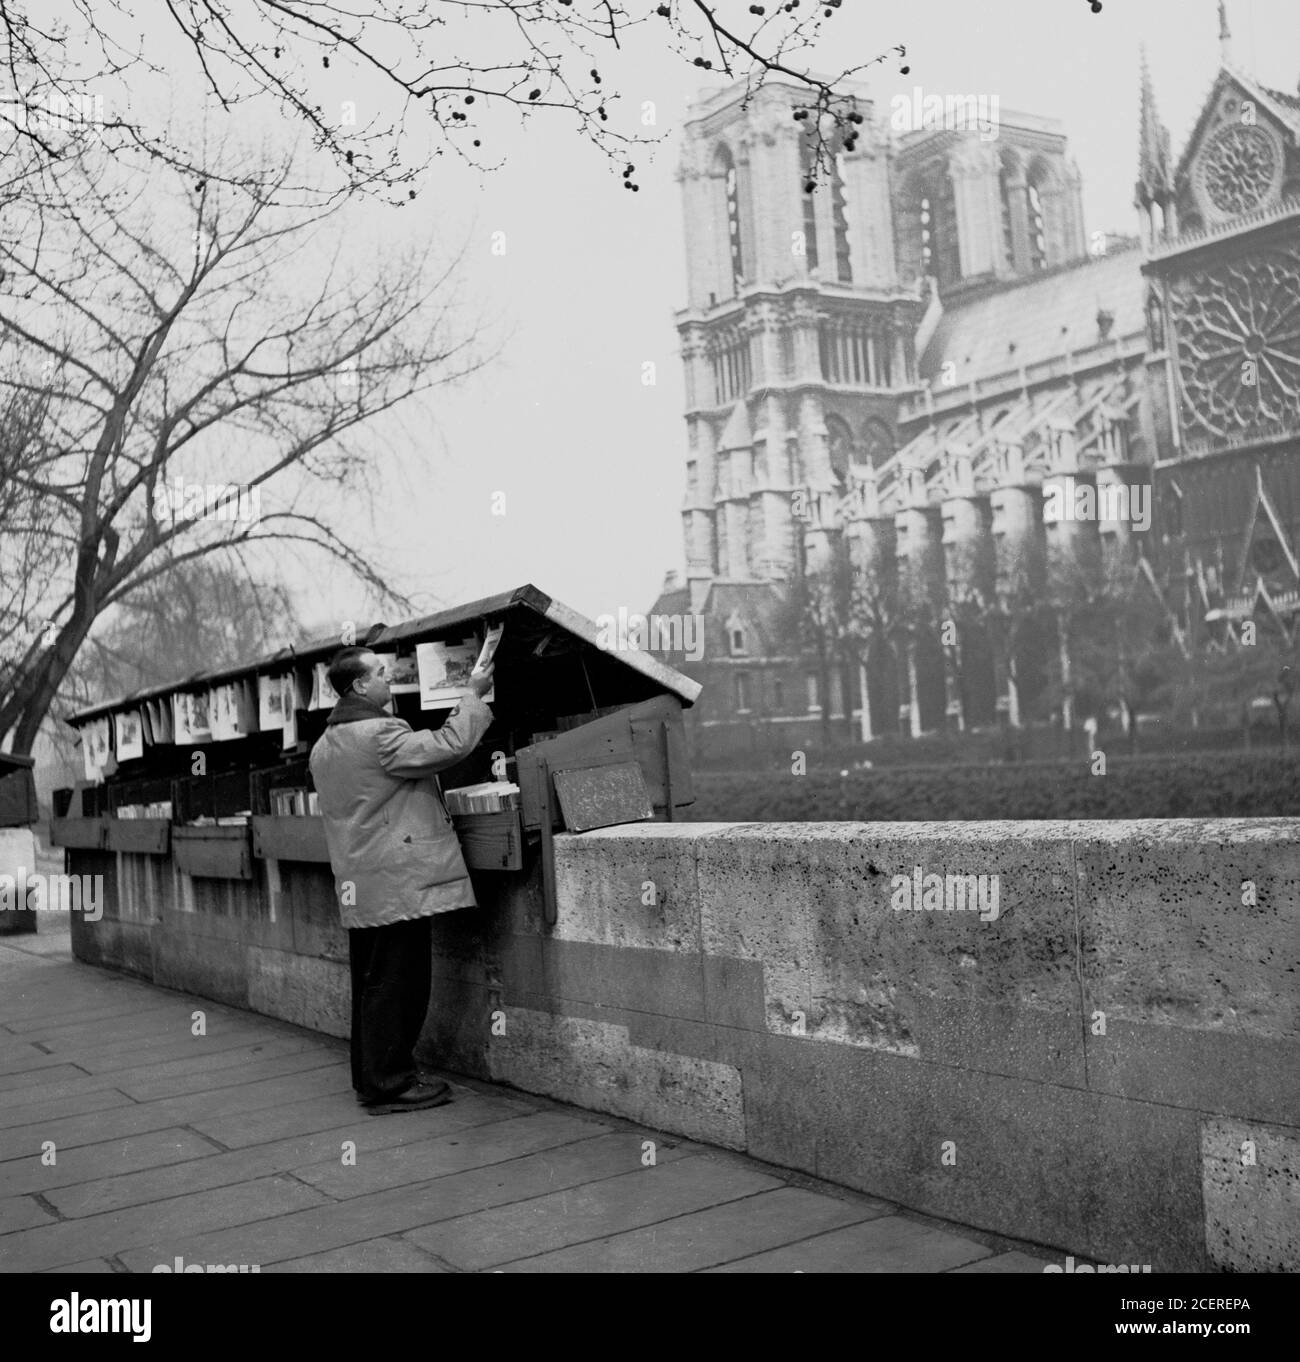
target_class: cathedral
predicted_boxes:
[650,3,1300,755]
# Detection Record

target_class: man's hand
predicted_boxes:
[469,663,494,698]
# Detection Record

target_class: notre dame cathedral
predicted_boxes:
[650,2,1300,754]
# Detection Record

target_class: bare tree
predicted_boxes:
[776,526,859,751]
[0,139,487,756]
[0,1,908,197]
[71,557,298,705]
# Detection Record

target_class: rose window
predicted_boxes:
[1169,248,1300,438]
[1198,125,1281,218]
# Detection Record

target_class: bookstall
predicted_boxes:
[0,753,39,935]
[54,584,701,926]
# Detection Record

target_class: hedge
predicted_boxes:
[682,752,1300,822]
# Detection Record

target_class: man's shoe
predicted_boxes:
[363,1080,453,1115]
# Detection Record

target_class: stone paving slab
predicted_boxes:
[1,1174,329,1272]
[44,1094,539,1218]
[954,1250,1053,1272]
[0,1065,354,1159]
[266,1237,452,1273]
[0,1130,217,1201]
[0,1086,136,1131]
[406,1155,785,1271]
[495,1184,889,1273]
[0,1064,90,1095]
[706,1214,996,1272]
[0,1039,341,1115]
[0,925,1060,1274]
[0,1195,58,1233]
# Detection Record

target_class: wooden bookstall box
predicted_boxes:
[451,810,524,872]
[0,756,38,829]
[49,817,110,850]
[173,825,254,881]
[251,815,331,864]
[104,820,172,856]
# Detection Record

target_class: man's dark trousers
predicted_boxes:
[347,915,433,1102]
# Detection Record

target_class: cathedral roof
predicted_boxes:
[696,581,790,649]
[917,244,1146,389]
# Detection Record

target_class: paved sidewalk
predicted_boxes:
[0,919,1052,1273]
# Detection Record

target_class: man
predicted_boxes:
[309,646,494,1114]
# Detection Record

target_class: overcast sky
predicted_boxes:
[89,0,1300,635]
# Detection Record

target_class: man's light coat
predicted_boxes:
[309,692,493,928]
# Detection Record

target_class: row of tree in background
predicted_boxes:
[778,526,1299,757]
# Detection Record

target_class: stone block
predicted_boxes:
[488,1006,745,1149]
[1201,1116,1300,1272]
[246,947,349,1039]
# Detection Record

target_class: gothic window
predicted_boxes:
[1195,123,1283,220]
[735,672,752,711]
[931,171,960,287]
[998,152,1020,270]
[1168,246,1300,441]
[1026,177,1048,271]
[862,417,894,469]
[773,678,785,710]
[832,151,853,283]
[1145,290,1166,352]
[715,513,728,576]
[727,612,748,655]
[920,194,935,277]
[826,414,854,491]
[806,673,821,711]
[800,132,820,271]
[715,145,746,293]
[709,323,752,404]
[820,320,875,386]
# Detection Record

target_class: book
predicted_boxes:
[82,717,111,780]
[417,638,477,710]
[416,626,501,710]
[258,674,286,730]
[475,623,504,677]
[281,674,300,751]
[386,653,420,693]
[208,684,235,741]
[114,710,144,763]
[310,661,339,711]
[147,697,173,744]
[444,781,520,816]
[172,692,211,744]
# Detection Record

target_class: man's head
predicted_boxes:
[327,647,389,708]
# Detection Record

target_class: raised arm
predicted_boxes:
[375,693,493,779]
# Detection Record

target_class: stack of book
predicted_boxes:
[444,782,520,816]
[270,788,317,816]
[114,802,173,820]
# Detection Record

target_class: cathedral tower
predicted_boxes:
[675,79,925,611]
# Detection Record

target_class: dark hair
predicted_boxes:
[327,647,373,697]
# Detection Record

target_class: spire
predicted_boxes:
[1134,46,1173,210]
[1218,0,1233,66]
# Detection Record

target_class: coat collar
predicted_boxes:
[326,693,391,726]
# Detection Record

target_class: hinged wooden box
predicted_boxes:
[104,819,171,856]
[173,825,253,880]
